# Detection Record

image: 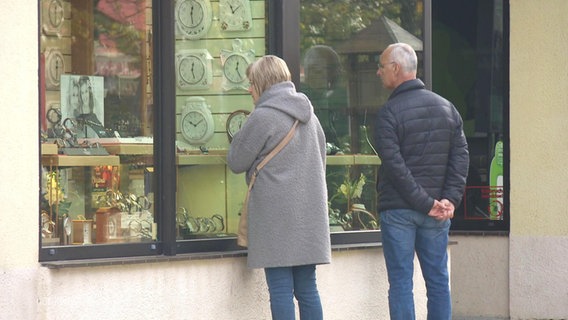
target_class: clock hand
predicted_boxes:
[195,119,204,126]
[230,4,241,14]
[191,62,195,78]
[190,6,194,24]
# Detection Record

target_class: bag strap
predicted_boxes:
[248,120,299,189]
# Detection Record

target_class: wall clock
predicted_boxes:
[180,96,215,145]
[42,0,64,35]
[220,39,255,91]
[176,49,213,90]
[45,48,65,89]
[175,0,213,40]
[219,0,252,32]
[226,109,250,142]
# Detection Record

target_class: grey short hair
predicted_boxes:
[247,55,291,97]
[388,43,417,73]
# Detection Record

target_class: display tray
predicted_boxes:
[78,136,153,145]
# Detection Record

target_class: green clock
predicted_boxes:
[226,109,250,142]
[175,0,213,40]
[219,0,253,31]
[180,97,215,145]
[176,49,213,90]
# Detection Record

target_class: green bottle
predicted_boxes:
[489,140,503,220]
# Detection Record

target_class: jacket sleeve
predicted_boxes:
[374,107,435,214]
[227,112,268,175]
[442,108,469,206]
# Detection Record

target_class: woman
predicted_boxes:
[227,55,331,320]
[77,76,107,138]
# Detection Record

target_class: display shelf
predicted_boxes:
[326,154,381,166]
[176,153,381,166]
[41,143,58,155]
[104,144,153,155]
[42,155,120,167]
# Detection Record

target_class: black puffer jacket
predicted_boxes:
[374,79,469,214]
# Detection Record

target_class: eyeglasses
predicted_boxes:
[377,61,396,69]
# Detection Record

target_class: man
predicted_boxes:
[374,43,469,320]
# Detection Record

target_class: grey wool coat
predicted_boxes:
[227,81,331,269]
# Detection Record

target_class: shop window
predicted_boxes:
[39,0,157,260]
[299,0,425,235]
[432,0,508,231]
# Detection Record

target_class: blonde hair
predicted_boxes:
[247,55,291,97]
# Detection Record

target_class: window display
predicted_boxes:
[39,0,155,253]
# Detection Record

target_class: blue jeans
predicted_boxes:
[264,265,323,320]
[380,209,451,320]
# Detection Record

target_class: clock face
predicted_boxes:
[43,0,64,35]
[223,54,250,84]
[179,55,205,85]
[182,111,210,141]
[175,0,212,39]
[45,49,65,88]
[227,110,250,141]
[176,50,213,90]
[220,0,252,31]
[180,97,215,145]
[48,0,64,29]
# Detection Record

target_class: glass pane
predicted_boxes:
[174,0,266,240]
[432,0,507,229]
[300,0,425,232]
[40,0,155,247]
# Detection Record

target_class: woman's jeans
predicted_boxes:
[380,209,452,320]
[264,264,323,320]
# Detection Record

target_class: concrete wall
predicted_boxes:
[508,0,568,318]
[2,1,568,319]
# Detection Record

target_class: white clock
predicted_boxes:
[180,97,215,145]
[175,0,213,40]
[176,49,213,90]
[42,0,64,35]
[220,39,255,91]
[219,0,253,32]
[45,48,65,89]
